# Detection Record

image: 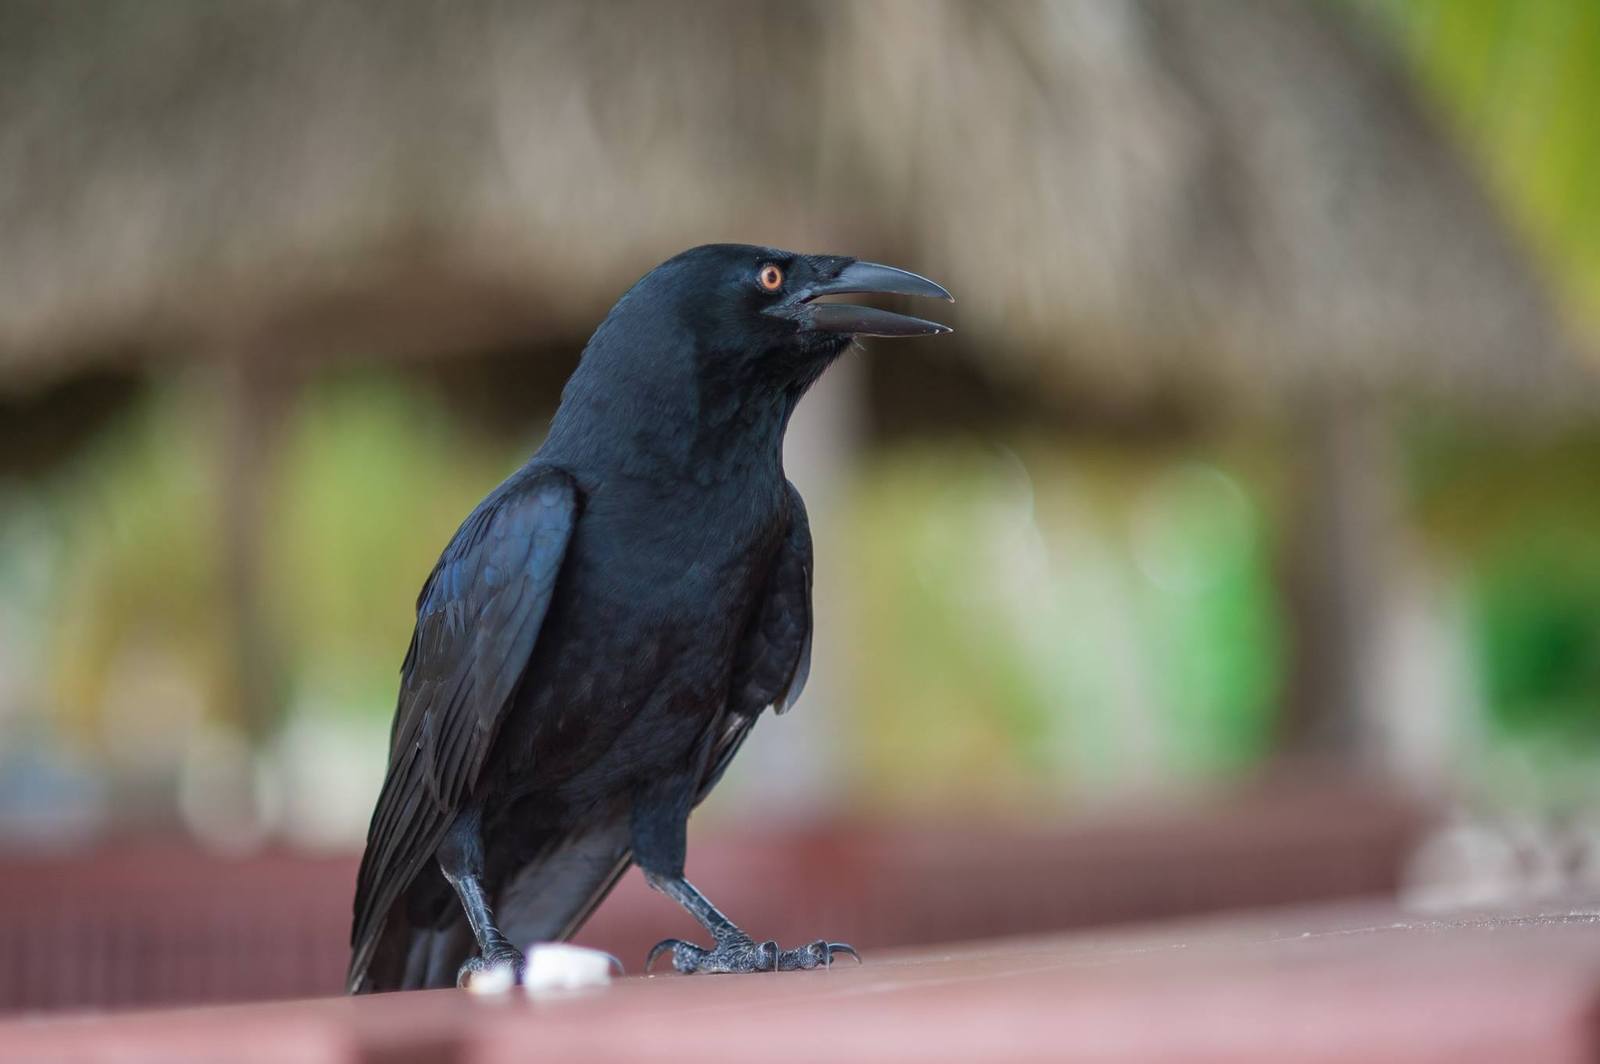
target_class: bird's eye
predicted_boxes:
[757,264,784,292]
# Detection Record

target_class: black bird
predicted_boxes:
[348,244,951,991]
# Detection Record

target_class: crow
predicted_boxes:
[347,244,951,991]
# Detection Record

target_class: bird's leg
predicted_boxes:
[445,872,524,985]
[642,870,859,975]
[437,810,523,986]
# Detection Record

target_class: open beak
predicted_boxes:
[771,261,954,337]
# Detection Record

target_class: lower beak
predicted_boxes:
[773,261,954,338]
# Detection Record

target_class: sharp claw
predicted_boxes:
[604,951,626,975]
[457,951,524,990]
[644,933,856,975]
[645,938,687,973]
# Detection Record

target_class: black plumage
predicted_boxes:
[348,244,950,991]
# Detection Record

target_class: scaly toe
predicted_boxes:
[772,939,861,971]
[457,947,525,989]
[646,932,857,975]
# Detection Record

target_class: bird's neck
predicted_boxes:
[542,339,792,491]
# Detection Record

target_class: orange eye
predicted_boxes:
[758,264,784,291]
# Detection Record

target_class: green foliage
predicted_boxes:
[32,372,528,749]
[1403,418,1600,759]
[847,440,1281,811]
[1475,537,1600,741]
[1405,421,1600,551]
[1370,0,1600,776]
[44,381,230,743]
[263,372,522,724]
[1352,0,1600,330]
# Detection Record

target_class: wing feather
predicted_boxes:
[697,481,814,802]
[347,466,577,991]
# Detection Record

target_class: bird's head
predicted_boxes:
[670,241,951,336]
[549,244,951,473]
[608,243,952,395]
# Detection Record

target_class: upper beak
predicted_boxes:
[770,261,954,338]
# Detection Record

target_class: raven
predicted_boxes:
[348,244,951,991]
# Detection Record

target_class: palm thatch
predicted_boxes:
[0,0,1585,415]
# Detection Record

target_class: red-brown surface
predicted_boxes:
[0,781,1421,1013]
[5,900,1599,1063]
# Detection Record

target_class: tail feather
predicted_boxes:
[498,823,633,947]
[349,821,633,993]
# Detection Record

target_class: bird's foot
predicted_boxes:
[646,930,859,975]
[457,944,525,989]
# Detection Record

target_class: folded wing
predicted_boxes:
[347,466,577,992]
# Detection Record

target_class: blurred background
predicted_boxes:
[2,0,1599,1013]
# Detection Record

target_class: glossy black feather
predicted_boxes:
[698,481,814,802]
[346,244,936,991]
[348,466,576,991]
[503,483,814,963]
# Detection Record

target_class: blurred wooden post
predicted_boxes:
[1278,392,1399,762]
[216,352,296,746]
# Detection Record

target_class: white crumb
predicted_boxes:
[522,943,617,996]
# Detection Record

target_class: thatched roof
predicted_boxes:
[0,0,1585,414]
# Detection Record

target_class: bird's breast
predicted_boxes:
[488,477,788,795]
